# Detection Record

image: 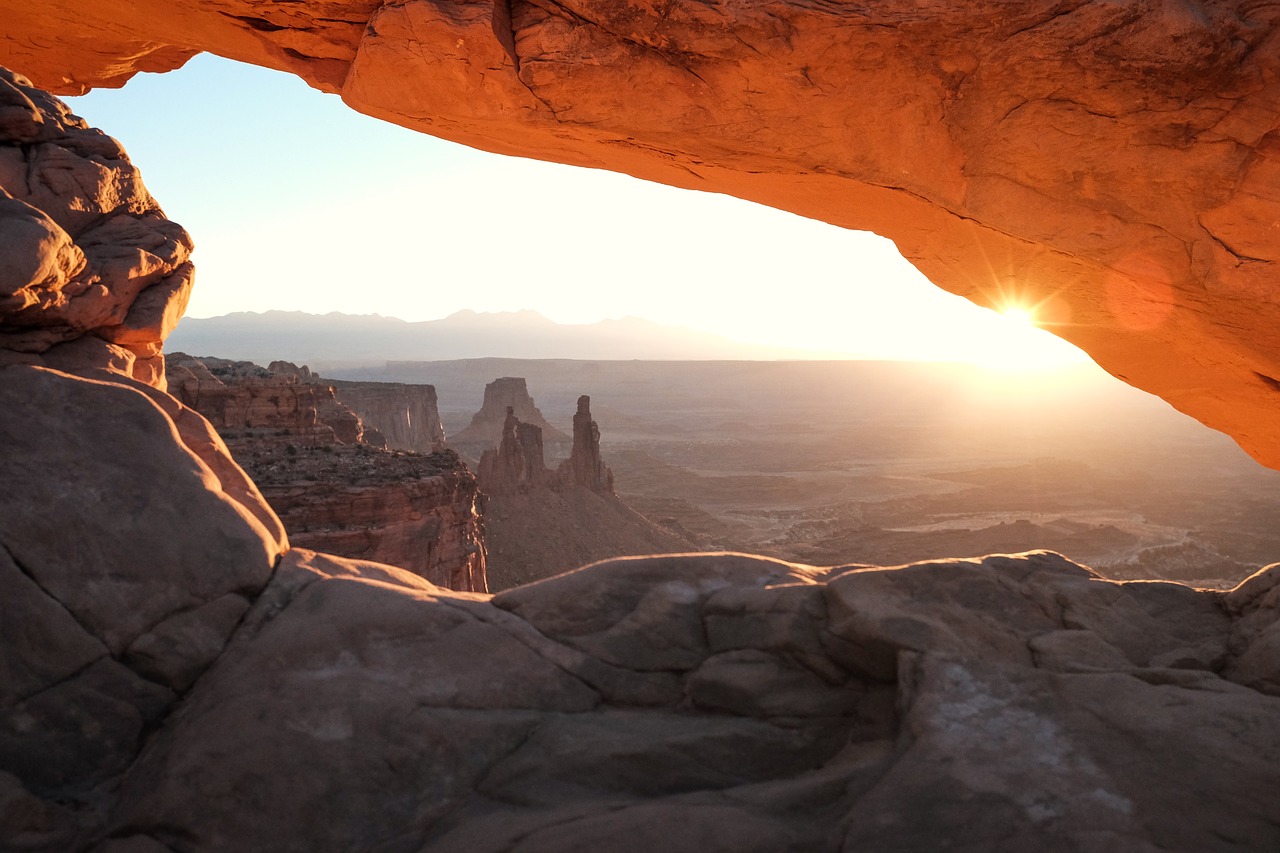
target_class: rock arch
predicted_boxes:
[3,0,1279,467]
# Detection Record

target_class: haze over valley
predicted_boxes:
[172,311,1280,590]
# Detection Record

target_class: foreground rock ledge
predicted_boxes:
[3,1,1280,467]
[4,366,1280,852]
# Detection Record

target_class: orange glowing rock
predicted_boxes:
[1,1,1279,467]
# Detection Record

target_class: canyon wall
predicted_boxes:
[1,1,1279,468]
[330,378,446,453]
[168,354,487,592]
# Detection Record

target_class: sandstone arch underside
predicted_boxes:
[3,0,1280,465]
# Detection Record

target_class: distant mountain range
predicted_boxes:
[167,310,829,369]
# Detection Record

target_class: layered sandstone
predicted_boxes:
[330,378,446,453]
[167,354,362,447]
[253,446,488,592]
[167,354,487,592]
[2,5,1280,467]
[7,33,1280,853]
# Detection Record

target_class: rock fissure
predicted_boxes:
[1199,217,1273,265]
[0,541,105,658]
[115,554,290,784]
[3,650,107,710]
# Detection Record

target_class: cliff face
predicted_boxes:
[3,4,1280,468]
[251,446,487,593]
[167,354,352,447]
[330,378,446,453]
[167,354,487,592]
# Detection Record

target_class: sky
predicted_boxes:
[65,53,1091,368]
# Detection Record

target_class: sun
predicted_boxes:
[959,299,1091,373]
[999,305,1037,327]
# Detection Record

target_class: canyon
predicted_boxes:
[166,354,486,592]
[471,389,693,590]
[3,4,1280,849]
[372,357,1280,591]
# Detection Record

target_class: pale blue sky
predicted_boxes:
[66,53,1089,366]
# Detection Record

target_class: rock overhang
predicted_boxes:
[1,0,1279,468]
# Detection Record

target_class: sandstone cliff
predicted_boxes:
[330,378,446,453]
[167,354,487,592]
[167,354,363,447]
[6,373,1280,850]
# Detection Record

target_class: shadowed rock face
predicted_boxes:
[167,354,488,592]
[2,2,1279,466]
[330,378,446,453]
[4,74,1280,850]
[5,378,1280,851]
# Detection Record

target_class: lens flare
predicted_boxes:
[1000,305,1037,327]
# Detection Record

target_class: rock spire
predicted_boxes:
[558,394,614,494]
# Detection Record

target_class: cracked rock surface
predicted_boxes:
[3,371,1280,851]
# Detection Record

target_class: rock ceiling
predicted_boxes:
[2,0,1278,465]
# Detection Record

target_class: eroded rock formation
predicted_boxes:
[330,378,446,453]
[0,67,191,390]
[7,27,1280,853]
[451,376,569,457]
[2,4,1279,467]
[167,354,367,447]
[476,397,615,496]
[475,395,691,590]
[478,405,548,494]
[558,394,613,493]
[167,354,487,592]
